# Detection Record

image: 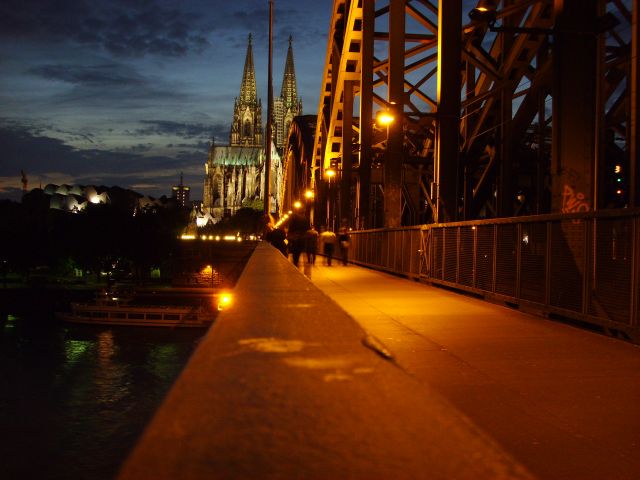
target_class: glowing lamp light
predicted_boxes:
[180,234,196,240]
[614,165,622,174]
[223,235,236,241]
[304,189,314,199]
[376,110,395,126]
[293,200,302,209]
[326,168,336,178]
[217,293,233,311]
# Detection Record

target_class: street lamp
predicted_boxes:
[325,168,337,230]
[375,105,397,227]
[304,188,315,226]
[376,110,395,127]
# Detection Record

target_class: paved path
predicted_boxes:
[305,258,640,479]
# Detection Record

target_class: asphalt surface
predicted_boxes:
[120,244,640,479]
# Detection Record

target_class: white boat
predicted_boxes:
[56,298,215,328]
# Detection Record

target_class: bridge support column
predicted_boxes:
[551,0,598,213]
[341,80,354,227]
[631,1,639,207]
[358,0,374,229]
[384,0,405,228]
[435,0,462,223]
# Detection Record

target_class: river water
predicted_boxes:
[0,312,205,479]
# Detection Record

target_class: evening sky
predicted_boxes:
[0,0,331,201]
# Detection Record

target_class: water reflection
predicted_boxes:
[0,313,204,480]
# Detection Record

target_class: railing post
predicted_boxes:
[472,225,478,289]
[582,216,591,316]
[545,221,552,307]
[633,216,639,326]
[492,224,497,293]
[456,227,461,284]
[516,223,522,300]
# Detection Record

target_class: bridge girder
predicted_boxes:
[307,0,637,229]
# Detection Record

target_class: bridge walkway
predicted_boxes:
[306,256,640,479]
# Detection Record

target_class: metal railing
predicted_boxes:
[349,209,640,341]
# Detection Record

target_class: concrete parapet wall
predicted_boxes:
[119,243,533,479]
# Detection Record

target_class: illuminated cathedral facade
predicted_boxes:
[202,34,302,221]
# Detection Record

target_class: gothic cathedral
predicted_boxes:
[202,34,302,221]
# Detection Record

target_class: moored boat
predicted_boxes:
[56,300,215,328]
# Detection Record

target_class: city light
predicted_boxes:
[180,234,196,240]
[304,189,314,199]
[293,200,302,209]
[326,168,336,178]
[217,293,233,311]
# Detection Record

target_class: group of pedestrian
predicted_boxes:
[265,216,351,267]
[318,225,350,266]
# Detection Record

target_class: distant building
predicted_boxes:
[33,184,177,215]
[42,184,110,213]
[172,174,191,208]
[202,33,289,220]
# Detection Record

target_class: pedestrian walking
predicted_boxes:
[319,228,337,266]
[267,227,288,256]
[288,212,310,267]
[338,226,351,266]
[305,226,319,265]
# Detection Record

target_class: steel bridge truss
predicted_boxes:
[311,0,638,230]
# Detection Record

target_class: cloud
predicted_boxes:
[24,61,192,114]
[0,123,206,199]
[28,63,147,87]
[0,0,212,58]
[134,120,214,139]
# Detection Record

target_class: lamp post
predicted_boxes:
[264,0,274,217]
[325,169,336,230]
[376,106,396,228]
[304,188,314,226]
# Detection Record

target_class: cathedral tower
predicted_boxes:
[273,36,302,153]
[230,34,263,147]
[203,33,292,222]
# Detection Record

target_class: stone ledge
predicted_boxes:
[119,243,533,479]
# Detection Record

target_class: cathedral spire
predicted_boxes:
[240,33,257,105]
[230,33,263,147]
[280,35,298,108]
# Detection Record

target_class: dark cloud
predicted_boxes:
[0,123,77,173]
[26,62,190,110]
[167,141,211,152]
[134,120,217,139]
[0,123,205,199]
[29,63,146,87]
[113,143,154,153]
[0,0,211,58]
